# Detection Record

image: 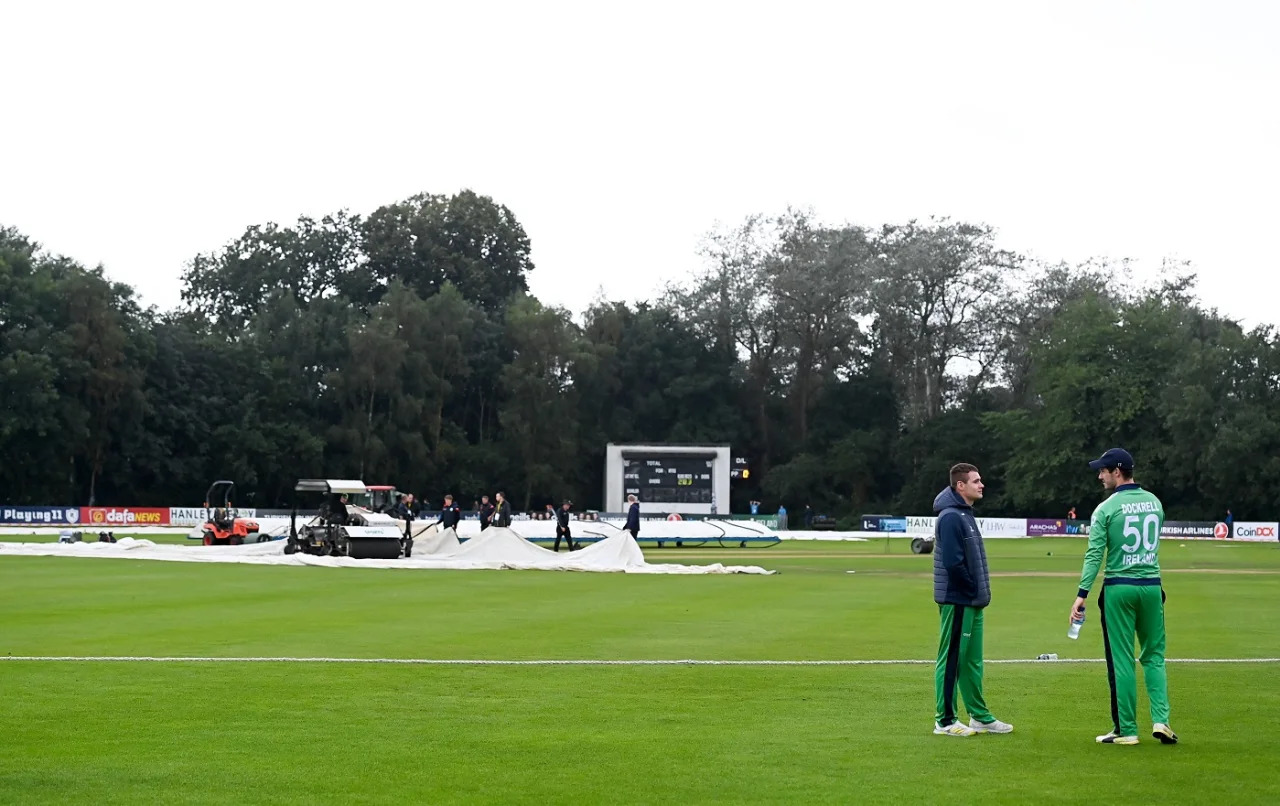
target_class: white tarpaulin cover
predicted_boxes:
[0,526,775,575]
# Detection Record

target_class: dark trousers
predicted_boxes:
[627,528,639,540]
[554,526,575,551]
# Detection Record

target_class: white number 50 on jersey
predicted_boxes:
[1122,514,1160,552]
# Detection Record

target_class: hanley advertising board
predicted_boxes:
[168,507,258,527]
[976,518,1030,538]
[0,506,84,525]
[1232,522,1278,542]
[902,515,1027,537]
[906,516,936,533]
[81,507,170,526]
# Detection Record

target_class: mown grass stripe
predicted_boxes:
[2,656,1277,665]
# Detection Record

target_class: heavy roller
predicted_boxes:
[284,479,412,560]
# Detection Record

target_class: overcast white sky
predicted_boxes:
[3,1,1278,326]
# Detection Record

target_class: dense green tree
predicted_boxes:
[4,201,1277,525]
[362,190,533,312]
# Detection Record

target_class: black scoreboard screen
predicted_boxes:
[622,454,714,504]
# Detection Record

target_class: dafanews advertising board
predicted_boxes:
[81,507,170,527]
[0,506,83,525]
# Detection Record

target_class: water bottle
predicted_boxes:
[1068,605,1086,640]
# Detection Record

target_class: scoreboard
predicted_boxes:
[604,444,730,515]
[622,455,714,505]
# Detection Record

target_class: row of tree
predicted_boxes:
[2,192,1276,521]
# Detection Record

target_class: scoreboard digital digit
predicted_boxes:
[622,455,714,505]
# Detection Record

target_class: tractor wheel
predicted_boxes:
[230,535,243,546]
[202,532,214,546]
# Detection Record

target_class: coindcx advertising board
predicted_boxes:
[1231,522,1278,542]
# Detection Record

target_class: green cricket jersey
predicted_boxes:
[1078,483,1164,596]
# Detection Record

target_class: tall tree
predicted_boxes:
[499,295,582,509]
[671,213,788,470]
[769,217,871,443]
[869,219,1019,425]
[182,212,364,333]
[362,190,534,312]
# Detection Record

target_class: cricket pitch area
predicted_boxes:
[2,537,1278,805]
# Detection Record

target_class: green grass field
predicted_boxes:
[2,538,1278,804]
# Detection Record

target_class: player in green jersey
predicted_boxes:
[1070,448,1178,746]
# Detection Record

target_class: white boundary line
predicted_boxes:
[1,656,1277,665]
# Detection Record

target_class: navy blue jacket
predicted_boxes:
[437,504,461,530]
[625,502,640,533]
[931,487,991,608]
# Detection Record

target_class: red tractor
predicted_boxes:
[199,480,261,545]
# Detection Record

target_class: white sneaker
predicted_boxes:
[1152,723,1178,745]
[934,722,977,737]
[969,718,1014,734]
[1096,731,1139,745]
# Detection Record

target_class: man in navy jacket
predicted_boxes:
[624,495,641,540]
[931,463,1012,738]
[436,494,462,531]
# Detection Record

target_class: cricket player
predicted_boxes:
[1071,448,1177,746]
[932,463,1014,737]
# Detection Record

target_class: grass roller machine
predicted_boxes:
[284,479,413,560]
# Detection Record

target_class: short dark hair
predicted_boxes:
[1115,466,1134,481]
[950,463,979,489]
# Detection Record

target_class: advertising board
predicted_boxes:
[906,516,936,533]
[0,506,83,525]
[81,507,171,526]
[1232,522,1278,542]
[976,518,1029,538]
[1160,521,1217,539]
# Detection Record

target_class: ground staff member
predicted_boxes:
[624,495,641,540]
[437,494,462,531]
[492,492,512,528]
[554,500,576,551]
[932,463,1013,737]
[1072,448,1177,746]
